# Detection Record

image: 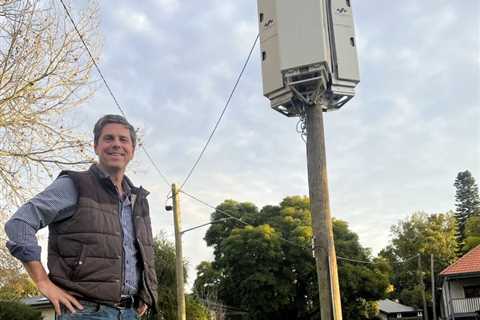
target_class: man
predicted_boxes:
[5,115,158,319]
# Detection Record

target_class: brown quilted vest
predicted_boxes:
[47,165,158,311]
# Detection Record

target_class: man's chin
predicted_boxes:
[99,162,127,172]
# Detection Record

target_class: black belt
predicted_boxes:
[114,296,136,309]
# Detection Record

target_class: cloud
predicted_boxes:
[52,0,480,287]
[156,0,180,14]
[113,7,153,33]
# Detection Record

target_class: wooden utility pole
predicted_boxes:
[172,183,186,320]
[418,254,429,320]
[306,102,342,320]
[431,254,437,320]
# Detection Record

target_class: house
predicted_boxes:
[440,245,480,320]
[378,299,423,320]
[22,296,55,320]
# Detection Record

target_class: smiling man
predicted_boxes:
[5,115,158,319]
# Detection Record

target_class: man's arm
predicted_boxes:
[23,261,83,315]
[4,175,83,315]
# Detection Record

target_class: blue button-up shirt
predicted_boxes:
[5,171,141,295]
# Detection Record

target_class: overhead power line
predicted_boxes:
[59,0,171,187]
[180,190,428,266]
[179,34,260,191]
[59,0,128,118]
[180,190,248,227]
[141,145,171,187]
[181,189,327,252]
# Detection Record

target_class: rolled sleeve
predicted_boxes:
[4,175,78,262]
[5,219,42,261]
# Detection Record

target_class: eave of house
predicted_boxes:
[442,271,480,281]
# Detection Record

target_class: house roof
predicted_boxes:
[440,245,480,276]
[378,299,418,314]
[21,296,52,308]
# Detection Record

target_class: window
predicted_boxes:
[465,285,480,298]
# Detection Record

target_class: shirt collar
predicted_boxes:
[89,164,149,197]
[90,164,131,196]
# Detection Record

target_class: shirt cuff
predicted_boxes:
[6,241,42,262]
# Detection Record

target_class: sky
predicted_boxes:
[39,0,480,289]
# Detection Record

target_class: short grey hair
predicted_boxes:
[93,114,137,147]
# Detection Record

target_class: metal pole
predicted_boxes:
[172,183,186,320]
[418,254,429,320]
[431,254,437,320]
[306,102,342,320]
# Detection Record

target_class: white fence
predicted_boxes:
[452,297,480,314]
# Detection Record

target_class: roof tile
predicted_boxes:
[440,245,480,276]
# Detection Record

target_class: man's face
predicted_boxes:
[94,123,135,172]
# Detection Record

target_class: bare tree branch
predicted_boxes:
[0,0,100,211]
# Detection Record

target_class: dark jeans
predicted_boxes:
[56,301,139,320]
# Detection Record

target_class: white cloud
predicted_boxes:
[35,0,480,287]
[114,7,153,33]
[156,0,180,14]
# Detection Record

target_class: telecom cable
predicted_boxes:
[178,34,260,191]
[58,0,171,187]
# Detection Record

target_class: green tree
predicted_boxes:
[334,219,390,319]
[454,170,480,253]
[153,235,210,320]
[0,300,42,320]
[463,215,480,252]
[196,196,389,320]
[0,270,39,301]
[379,212,457,311]
[193,262,222,302]
[186,295,211,320]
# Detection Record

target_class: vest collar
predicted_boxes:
[88,164,149,197]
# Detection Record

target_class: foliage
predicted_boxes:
[152,235,210,320]
[195,196,389,320]
[0,270,39,301]
[399,285,431,309]
[0,0,100,209]
[335,219,390,319]
[379,212,457,309]
[153,236,181,320]
[453,170,480,254]
[192,261,222,303]
[463,215,480,253]
[0,300,42,320]
[186,295,211,320]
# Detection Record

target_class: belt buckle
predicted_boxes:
[116,295,134,309]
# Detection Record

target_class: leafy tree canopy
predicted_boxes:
[195,196,389,320]
[379,212,457,308]
[153,235,209,320]
[0,300,42,320]
[463,215,480,253]
[0,270,39,301]
[453,170,480,252]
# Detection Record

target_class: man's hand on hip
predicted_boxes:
[37,279,83,315]
[22,261,83,315]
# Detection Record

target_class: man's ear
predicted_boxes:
[93,144,99,155]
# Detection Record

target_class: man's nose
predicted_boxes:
[112,138,121,147]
